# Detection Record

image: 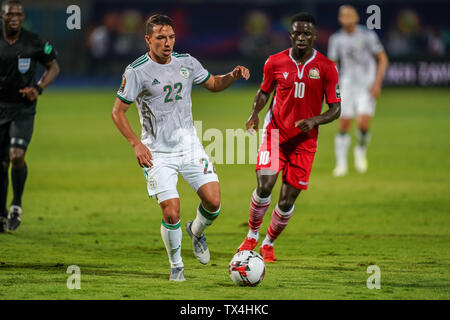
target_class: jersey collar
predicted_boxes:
[288,48,317,80]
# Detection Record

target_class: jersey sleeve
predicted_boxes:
[367,30,384,55]
[191,56,211,85]
[327,34,339,62]
[36,38,57,66]
[116,67,141,104]
[260,57,275,94]
[324,62,341,104]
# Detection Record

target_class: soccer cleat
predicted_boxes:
[0,216,7,233]
[185,220,210,265]
[7,205,22,231]
[236,237,258,253]
[169,267,186,282]
[354,146,368,173]
[259,245,277,262]
[333,165,348,177]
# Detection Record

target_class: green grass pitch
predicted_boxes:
[0,86,449,299]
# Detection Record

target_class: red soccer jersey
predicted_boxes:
[260,48,341,153]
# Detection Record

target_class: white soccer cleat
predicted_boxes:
[333,165,348,177]
[7,205,22,231]
[169,267,186,282]
[186,220,210,265]
[354,146,368,173]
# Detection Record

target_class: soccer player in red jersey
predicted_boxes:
[237,13,341,262]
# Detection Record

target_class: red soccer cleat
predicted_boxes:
[259,245,277,262]
[236,237,258,253]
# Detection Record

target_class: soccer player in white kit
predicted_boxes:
[328,5,388,176]
[112,14,250,281]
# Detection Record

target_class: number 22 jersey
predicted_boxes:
[117,52,210,155]
[261,48,341,153]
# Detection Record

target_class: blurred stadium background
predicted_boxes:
[18,0,450,87]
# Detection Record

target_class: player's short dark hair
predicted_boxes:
[1,0,22,11]
[291,12,316,27]
[145,14,174,36]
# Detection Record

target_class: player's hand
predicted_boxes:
[370,82,381,99]
[232,66,250,80]
[19,87,39,101]
[295,118,317,133]
[246,113,259,135]
[134,142,153,168]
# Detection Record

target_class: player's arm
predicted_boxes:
[246,89,270,133]
[112,98,152,168]
[370,50,389,99]
[295,102,341,133]
[295,62,341,132]
[19,60,60,101]
[201,66,250,92]
[38,60,60,90]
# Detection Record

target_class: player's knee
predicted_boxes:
[160,201,180,224]
[277,199,294,213]
[203,196,221,213]
[339,119,351,132]
[257,184,273,198]
[162,209,180,225]
[11,154,25,169]
[9,148,25,168]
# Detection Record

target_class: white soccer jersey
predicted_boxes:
[117,52,210,154]
[328,25,384,87]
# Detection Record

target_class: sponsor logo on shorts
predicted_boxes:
[298,180,308,186]
[308,67,320,79]
[283,72,289,79]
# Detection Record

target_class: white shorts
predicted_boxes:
[340,82,376,118]
[142,146,219,203]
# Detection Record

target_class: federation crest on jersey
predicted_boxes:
[119,75,126,93]
[308,67,320,79]
[180,67,189,79]
[18,58,31,74]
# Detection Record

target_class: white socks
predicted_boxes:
[191,203,220,238]
[161,220,183,268]
[335,132,351,168]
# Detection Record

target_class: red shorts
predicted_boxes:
[255,122,316,190]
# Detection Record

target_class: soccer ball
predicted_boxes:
[228,250,265,286]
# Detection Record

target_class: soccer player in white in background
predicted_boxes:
[328,5,388,176]
[112,14,249,281]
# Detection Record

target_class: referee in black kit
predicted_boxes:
[0,0,59,232]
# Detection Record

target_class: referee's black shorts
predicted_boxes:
[0,101,36,159]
